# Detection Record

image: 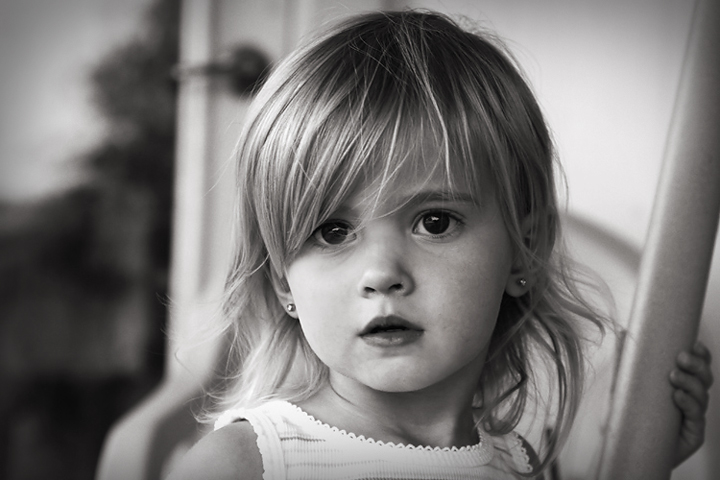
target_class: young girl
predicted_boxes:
[169,10,713,479]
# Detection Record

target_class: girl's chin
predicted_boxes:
[341,369,453,395]
[328,356,485,398]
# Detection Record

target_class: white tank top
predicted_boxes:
[214,400,533,479]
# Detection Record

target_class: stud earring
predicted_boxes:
[517,278,527,288]
[286,303,296,313]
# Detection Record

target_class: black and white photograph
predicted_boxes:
[1,1,718,479]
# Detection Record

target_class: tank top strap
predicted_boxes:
[490,431,534,475]
[215,403,288,480]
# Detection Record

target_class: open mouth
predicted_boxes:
[368,325,410,334]
[359,315,423,336]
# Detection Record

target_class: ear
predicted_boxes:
[505,268,530,298]
[272,275,298,319]
[505,215,533,298]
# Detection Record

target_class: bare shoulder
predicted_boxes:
[165,421,263,480]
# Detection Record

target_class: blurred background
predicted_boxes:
[0,0,176,478]
[0,0,717,479]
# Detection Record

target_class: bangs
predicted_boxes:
[318,104,486,224]
[240,11,550,275]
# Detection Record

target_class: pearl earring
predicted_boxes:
[286,303,296,313]
[518,278,527,288]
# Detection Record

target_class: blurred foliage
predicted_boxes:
[0,0,178,375]
[0,0,180,478]
[87,0,180,284]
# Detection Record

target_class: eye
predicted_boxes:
[414,211,460,237]
[312,220,355,246]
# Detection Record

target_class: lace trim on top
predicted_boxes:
[504,431,533,474]
[282,401,487,453]
[214,400,534,476]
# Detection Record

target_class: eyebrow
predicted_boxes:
[333,189,479,219]
[371,189,479,216]
[403,190,478,205]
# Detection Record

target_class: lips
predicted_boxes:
[359,315,424,347]
[360,315,422,335]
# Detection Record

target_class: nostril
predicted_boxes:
[362,282,404,295]
[358,264,413,297]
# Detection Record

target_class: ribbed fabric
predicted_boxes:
[215,400,533,480]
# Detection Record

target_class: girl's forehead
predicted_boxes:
[312,116,495,222]
[344,146,484,216]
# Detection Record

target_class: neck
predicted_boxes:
[297,368,482,449]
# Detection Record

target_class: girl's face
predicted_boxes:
[280,162,520,398]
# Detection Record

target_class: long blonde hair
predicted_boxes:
[213,10,607,474]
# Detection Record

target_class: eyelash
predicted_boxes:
[310,210,464,248]
[310,220,356,248]
[412,210,464,240]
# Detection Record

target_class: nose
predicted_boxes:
[357,234,414,297]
